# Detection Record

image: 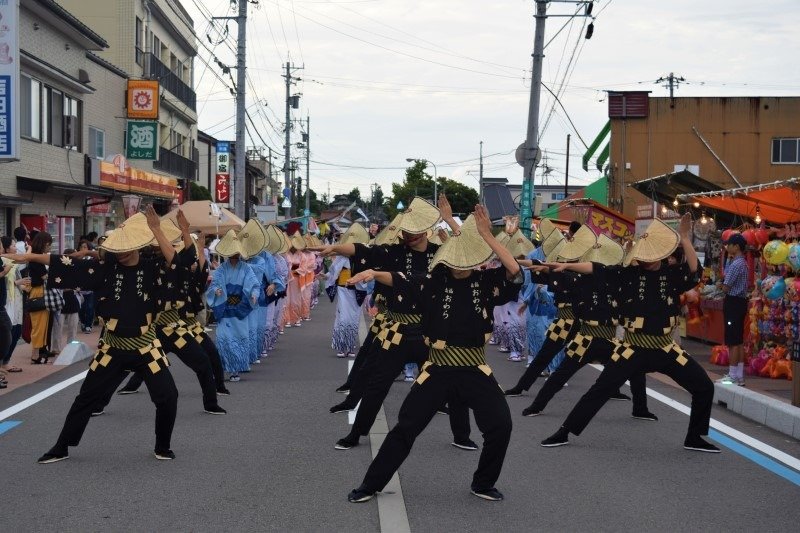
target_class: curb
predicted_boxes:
[714,383,800,440]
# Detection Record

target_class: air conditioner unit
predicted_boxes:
[64,115,78,147]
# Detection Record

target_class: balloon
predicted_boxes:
[788,243,800,270]
[721,229,738,243]
[742,229,757,247]
[766,277,786,300]
[763,240,790,265]
[754,228,770,246]
[761,275,779,297]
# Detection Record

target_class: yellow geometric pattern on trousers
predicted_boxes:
[90,328,169,374]
[610,331,689,366]
[547,318,574,342]
[428,345,487,367]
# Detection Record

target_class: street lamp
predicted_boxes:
[406,157,437,202]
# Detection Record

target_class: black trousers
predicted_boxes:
[347,334,470,443]
[54,348,178,452]
[361,365,512,492]
[563,347,713,438]
[341,328,378,395]
[513,318,578,391]
[528,337,648,413]
[107,329,219,409]
[199,332,226,391]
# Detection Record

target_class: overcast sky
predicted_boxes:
[184,0,800,199]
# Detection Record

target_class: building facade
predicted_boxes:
[606,93,800,218]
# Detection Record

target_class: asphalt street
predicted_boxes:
[1,299,799,532]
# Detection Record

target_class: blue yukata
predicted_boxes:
[524,247,564,372]
[246,254,268,363]
[266,253,289,352]
[258,251,282,355]
[206,259,260,375]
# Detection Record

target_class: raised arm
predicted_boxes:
[474,204,520,278]
[347,269,394,287]
[438,193,460,234]
[1,252,50,265]
[311,243,356,258]
[146,205,176,264]
[542,261,594,275]
[678,212,699,273]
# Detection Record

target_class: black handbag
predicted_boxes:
[24,296,46,313]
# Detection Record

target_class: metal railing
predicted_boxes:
[154,147,196,181]
[140,50,196,111]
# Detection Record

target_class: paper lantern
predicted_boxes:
[721,229,738,243]
[788,243,800,270]
[754,228,770,246]
[742,229,757,247]
[763,240,790,265]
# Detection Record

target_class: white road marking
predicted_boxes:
[0,371,87,422]
[588,364,800,471]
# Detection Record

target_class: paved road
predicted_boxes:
[1,299,798,532]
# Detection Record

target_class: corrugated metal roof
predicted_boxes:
[483,184,518,221]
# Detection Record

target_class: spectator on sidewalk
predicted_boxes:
[1,236,29,375]
[718,233,749,386]
[28,232,53,364]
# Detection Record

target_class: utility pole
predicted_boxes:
[656,72,685,98]
[564,133,570,197]
[213,2,248,220]
[519,1,594,236]
[282,63,304,219]
[305,115,310,219]
[479,141,484,203]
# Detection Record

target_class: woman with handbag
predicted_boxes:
[28,232,52,364]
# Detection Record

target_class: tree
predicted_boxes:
[437,177,479,216]
[346,187,363,207]
[189,182,212,201]
[384,161,478,219]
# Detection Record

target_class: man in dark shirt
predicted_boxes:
[538,215,718,453]
[345,206,521,503]
[4,207,186,463]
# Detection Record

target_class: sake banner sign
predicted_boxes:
[126,120,158,160]
[0,0,19,159]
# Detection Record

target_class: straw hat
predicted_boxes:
[496,231,511,246]
[558,225,597,261]
[239,219,269,258]
[428,229,444,246]
[623,218,680,266]
[397,197,441,234]
[101,212,181,253]
[374,214,403,246]
[280,232,291,254]
[541,227,565,257]
[539,218,556,241]
[505,229,535,258]
[429,215,494,271]
[290,232,306,251]
[215,229,248,258]
[339,222,370,245]
[263,225,285,254]
[580,233,625,266]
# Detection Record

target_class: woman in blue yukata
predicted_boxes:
[206,229,260,383]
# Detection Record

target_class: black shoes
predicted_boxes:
[522,406,542,417]
[154,449,176,460]
[204,405,227,415]
[683,436,721,453]
[117,387,138,395]
[470,487,504,501]
[216,387,231,396]
[451,439,479,451]
[90,409,105,417]
[609,392,631,401]
[335,436,360,450]
[335,385,350,394]
[348,486,376,503]
[331,402,356,414]
[37,448,69,464]
[503,387,523,397]
[541,427,570,447]
[631,410,658,422]
[436,406,450,415]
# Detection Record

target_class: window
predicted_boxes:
[64,95,81,150]
[88,127,105,159]
[152,35,161,59]
[171,130,185,157]
[552,192,566,200]
[772,138,799,164]
[40,87,81,150]
[135,17,143,65]
[50,88,63,147]
[20,74,41,140]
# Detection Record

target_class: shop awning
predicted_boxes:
[17,176,111,197]
[0,194,32,207]
[678,177,800,225]
[629,169,721,206]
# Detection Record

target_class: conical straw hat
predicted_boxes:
[428,229,444,246]
[239,219,268,258]
[263,225,285,253]
[496,231,511,246]
[290,232,306,251]
[624,218,680,266]
[539,219,557,242]
[374,214,402,246]
[339,222,370,245]
[581,233,625,266]
[558,225,597,261]
[429,215,494,271]
[545,238,567,263]
[505,229,535,258]
[102,212,181,253]
[280,232,291,254]
[215,229,247,258]
[541,227,565,257]
[397,197,441,234]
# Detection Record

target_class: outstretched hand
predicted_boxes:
[473,204,491,236]
[678,212,693,240]
[144,205,160,230]
[346,269,375,286]
[309,245,337,257]
[541,262,567,272]
[438,193,453,220]
[176,209,190,233]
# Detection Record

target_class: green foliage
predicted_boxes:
[189,182,212,201]
[384,161,478,219]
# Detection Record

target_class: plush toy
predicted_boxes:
[749,347,769,376]
[681,289,703,325]
[710,345,729,366]
[763,240,790,265]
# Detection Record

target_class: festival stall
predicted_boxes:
[678,179,800,400]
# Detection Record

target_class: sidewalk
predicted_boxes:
[0,329,101,396]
